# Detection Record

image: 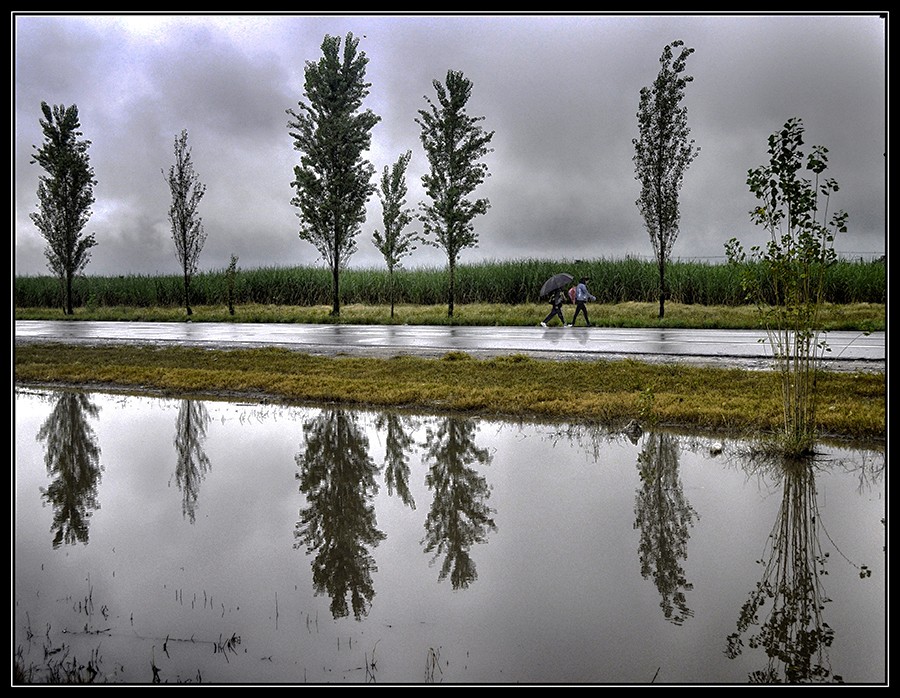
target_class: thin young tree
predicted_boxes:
[725,117,848,456]
[633,40,700,319]
[164,129,207,316]
[373,150,418,318]
[30,101,97,315]
[225,254,239,316]
[416,70,494,318]
[287,32,380,317]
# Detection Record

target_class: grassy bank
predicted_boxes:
[14,343,885,441]
[13,300,886,332]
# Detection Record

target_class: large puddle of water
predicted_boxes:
[13,388,885,685]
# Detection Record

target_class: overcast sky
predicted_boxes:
[13,12,887,278]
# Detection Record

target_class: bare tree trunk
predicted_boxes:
[331,265,340,317]
[389,270,395,319]
[183,272,192,316]
[658,260,666,319]
[447,261,456,318]
[65,271,74,316]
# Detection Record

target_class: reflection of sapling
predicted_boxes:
[725,458,842,683]
[420,416,497,590]
[375,411,418,509]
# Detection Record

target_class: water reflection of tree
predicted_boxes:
[420,416,497,590]
[633,431,698,625]
[172,400,211,523]
[375,412,417,509]
[294,409,386,620]
[35,391,103,548]
[725,457,842,683]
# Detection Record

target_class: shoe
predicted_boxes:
[565,324,572,327]
[540,322,547,328]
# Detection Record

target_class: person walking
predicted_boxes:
[540,288,569,327]
[571,277,596,326]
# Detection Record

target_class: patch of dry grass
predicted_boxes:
[14,343,885,441]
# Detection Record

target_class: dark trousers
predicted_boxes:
[543,307,565,325]
[572,302,590,326]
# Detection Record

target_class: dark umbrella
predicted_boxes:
[539,272,573,298]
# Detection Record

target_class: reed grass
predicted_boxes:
[14,257,886,310]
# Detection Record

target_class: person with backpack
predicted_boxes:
[571,277,596,327]
[540,288,569,327]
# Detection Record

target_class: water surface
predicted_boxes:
[13,388,885,685]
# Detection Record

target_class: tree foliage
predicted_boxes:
[633,40,700,319]
[165,129,207,316]
[634,431,697,626]
[725,457,840,682]
[417,70,494,318]
[225,254,239,316]
[421,416,496,589]
[725,118,848,456]
[173,400,211,523]
[36,391,102,547]
[373,150,418,317]
[287,32,381,316]
[30,101,97,315]
[294,409,385,620]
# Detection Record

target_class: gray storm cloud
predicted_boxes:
[13,13,886,278]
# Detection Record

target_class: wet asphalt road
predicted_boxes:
[14,320,885,372]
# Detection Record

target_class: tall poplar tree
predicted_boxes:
[287,32,380,317]
[165,129,207,316]
[373,150,418,318]
[633,40,700,319]
[30,101,97,315]
[417,70,494,318]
